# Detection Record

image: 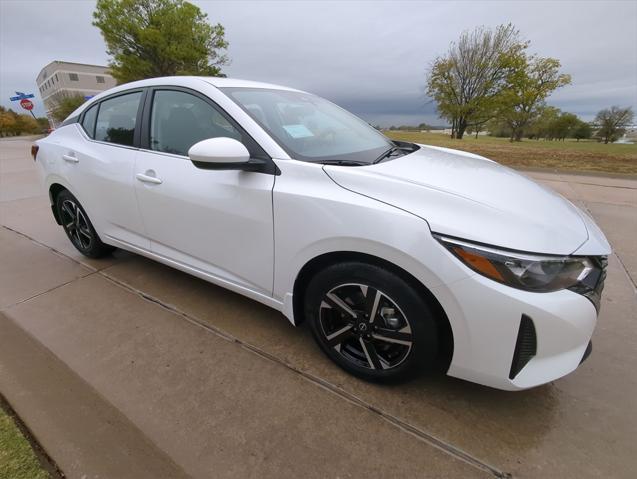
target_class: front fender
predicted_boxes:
[272,160,472,327]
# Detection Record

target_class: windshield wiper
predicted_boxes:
[373,146,402,164]
[373,141,420,164]
[319,160,367,166]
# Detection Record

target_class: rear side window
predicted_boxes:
[149,90,242,156]
[81,104,98,138]
[95,92,142,147]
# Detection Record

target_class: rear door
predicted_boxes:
[133,87,276,295]
[67,90,149,249]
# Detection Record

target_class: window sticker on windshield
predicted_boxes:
[282,124,314,139]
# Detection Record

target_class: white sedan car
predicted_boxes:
[33,76,610,390]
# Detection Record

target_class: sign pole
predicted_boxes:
[10,92,38,120]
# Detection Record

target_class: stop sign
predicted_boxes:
[20,99,34,111]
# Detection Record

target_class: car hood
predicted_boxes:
[324,144,610,256]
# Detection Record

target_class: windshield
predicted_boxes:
[221,88,393,164]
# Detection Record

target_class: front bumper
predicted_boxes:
[431,272,599,391]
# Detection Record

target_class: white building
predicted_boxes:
[36,61,117,126]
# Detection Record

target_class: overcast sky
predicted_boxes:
[1,0,636,125]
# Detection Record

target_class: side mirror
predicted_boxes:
[188,137,250,169]
[188,137,279,175]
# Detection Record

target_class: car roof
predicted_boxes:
[107,76,300,92]
[66,76,305,120]
[199,76,300,91]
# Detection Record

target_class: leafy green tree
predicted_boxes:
[426,24,525,139]
[51,95,87,123]
[36,117,50,130]
[0,107,17,137]
[551,112,579,141]
[572,121,592,141]
[485,117,511,137]
[498,55,571,141]
[0,107,42,136]
[93,0,229,84]
[594,106,634,144]
[15,114,39,134]
[527,105,561,139]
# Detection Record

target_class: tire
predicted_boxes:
[55,189,115,258]
[304,261,438,383]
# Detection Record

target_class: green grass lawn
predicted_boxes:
[385,131,637,175]
[0,407,49,479]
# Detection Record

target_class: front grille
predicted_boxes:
[570,256,608,313]
[509,314,537,380]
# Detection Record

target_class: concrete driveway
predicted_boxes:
[1,137,636,478]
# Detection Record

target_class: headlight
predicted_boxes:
[434,234,595,292]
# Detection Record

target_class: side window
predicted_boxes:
[81,104,98,138]
[95,92,142,147]
[150,90,242,156]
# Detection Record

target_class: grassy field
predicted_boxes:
[384,131,637,176]
[0,407,49,479]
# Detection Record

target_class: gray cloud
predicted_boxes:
[1,0,636,125]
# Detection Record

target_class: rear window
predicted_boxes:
[81,104,98,138]
[94,92,142,147]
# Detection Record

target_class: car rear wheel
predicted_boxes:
[55,190,114,258]
[304,262,438,382]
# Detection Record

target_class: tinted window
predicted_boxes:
[95,92,142,146]
[150,90,242,156]
[81,104,98,138]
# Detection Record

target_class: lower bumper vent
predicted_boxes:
[509,314,537,380]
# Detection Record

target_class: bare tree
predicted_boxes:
[426,24,523,139]
[594,106,634,144]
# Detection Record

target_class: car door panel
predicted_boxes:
[81,142,148,248]
[59,91,150,249]
[57,124,149,249]
[134,152,275,294]
[133,87,275,295]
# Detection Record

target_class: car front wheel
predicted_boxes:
[304,262,438,382]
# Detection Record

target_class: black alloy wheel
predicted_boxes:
[55,189,114,258]
[305,262,438,382]
[60,198,93,251]
[319,283,413,371]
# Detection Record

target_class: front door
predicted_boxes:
[134,88,275,295]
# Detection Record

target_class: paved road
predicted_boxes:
[1,137,636,478]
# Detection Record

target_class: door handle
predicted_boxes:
[136,173,163,185]
[62,154,79,163]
